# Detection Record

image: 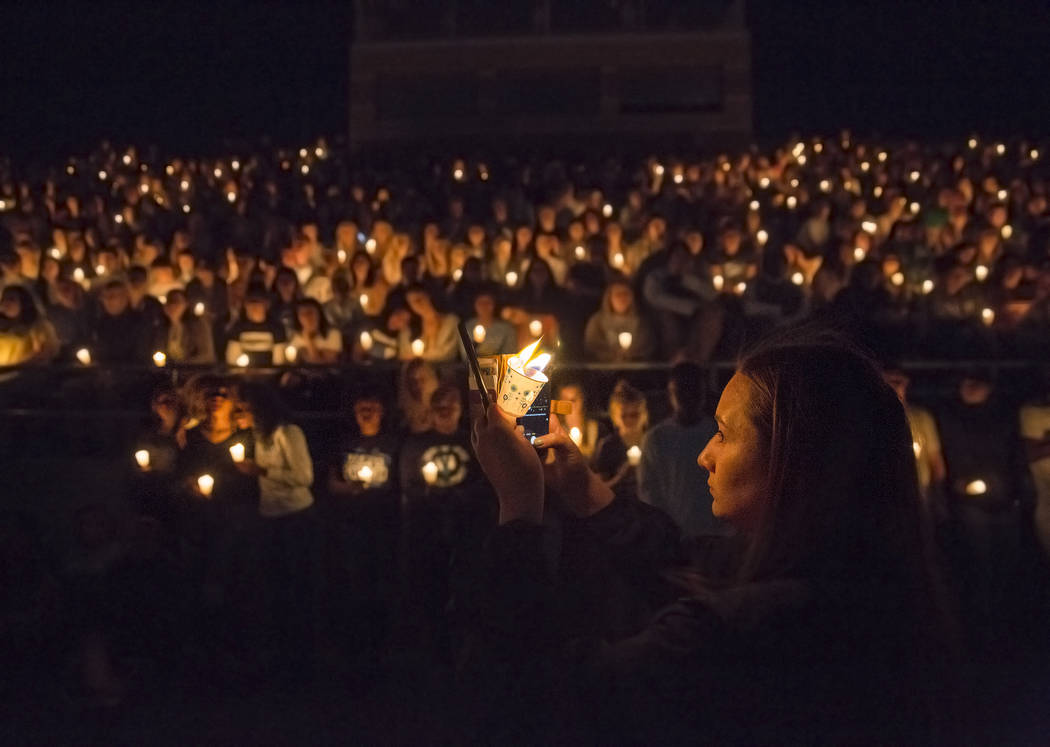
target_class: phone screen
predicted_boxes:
[519,382,551,443]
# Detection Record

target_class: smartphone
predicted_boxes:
[519,382,551,443]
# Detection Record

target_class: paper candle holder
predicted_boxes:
[497,364,549,418]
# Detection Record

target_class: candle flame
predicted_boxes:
[526,353,551,374]
[516,339,541,366]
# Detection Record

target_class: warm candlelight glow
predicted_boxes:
[975,264,989,281]
[360,331,373,351]
[96,264,106,276]
[995,143,1005,155]
[749,200,760,211]
[358,465,373,484]
[1001,224,1013,240]
[135,450,150,469]
[673,172,684,184]
[791,271,804,286]
[152,351,167,367]
[618,332,633,350]
[913,441,922,458]
[860,161,870,172]
[909,170,920,183]
[226,191,236,203]
[73,267,85,283]
[786,196,798,210]
[756,229,769,246]
[98,170,108,180]
[337,249,347,263]
[653,163,665,176]
[422,461,439,485]
[285,345,298,363]
[602,203,614,218]
[180,179,190,191]
[529,319,542,338]
[891,271,905,286]
[194,302,205,316]
[909,201,920,214]
[452,268,463,282]
[611,252,625,270]
[759,176,771,189]
[236,353,250,367]
[569,426,582,446]
[968,137,978,150]
[922,279,935,294]
[506,271,518,286]
[965,479,987,496]
[853,247,866,262]
[712,274,725,292]
[574,245,586,260]
[411,338,425,357]
[861,220,877,234]
[76,347,92,365]
[981,307,995,326]
[360,293,369,310]
[819,179,831,192]
[365,238,377,254]
[734,281,747,296]
[473,325,486,344]
[197,474,214,497]
[626,445,642,466]
[229,443,245,463]
[1030,148,1039,160]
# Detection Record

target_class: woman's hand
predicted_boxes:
[534,415,614,518]
[471,402,544,525]
[234,459,267,477]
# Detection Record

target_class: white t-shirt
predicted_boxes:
[254,424,315,518]
[288,329,343,360]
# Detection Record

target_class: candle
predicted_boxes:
[569,426,582,446]
[422,461,439,485]
[712,274,725,292]
[299,148,308,158]
[73,267,85,284]
[1001,225,1013,240]
[653,163,665,176]
[891,271,905,286]
[194,302,206,316]
[795,155,807,166]
[232,159,241,170]
[602,203,614,218]
[122,154,132,165]
[909,202,920,215]
[300,164,310,175]
[360,331,373,351]
[360,293,369,310]
[229,443,245,463]
[114,214,124,224]
[473,325,486,344]
[226,191,236,203]
[673,172,684,184]
[98,170,108,181]
[158,295,167,305]
[411,338,425,357]
[860,161,871,172]
[749,199,760,211]
[611,253,625,270]
[180,179,190,191]
[861,220,877,234]
[197,474,214,497]
[48,246,61,260]
[365,238,377,254]
[236,353,250,367]
[734,281,747,296]
[452,167,465,181]
[975,264,989,282]
[182,204,191,214]
[452,268,463,282]
[618,332,633,350]
[152,351,167,367]
[626,445,642,466]
[819,179,831,193]
[786,196,798,210]
[981,308,995,326]
[995,143,1005,156]
[1030,148,1040,160]
[498,340,551,418]
[529,319,542,338]
[913,441,922,458]
[756,229,769,246]
[337,249,347,263]
[759,176,771,189]
[921,279,934,295]
[574,245,586,260]
[967,137,978,150]
[134,449,150,469]
[96,264,106,276]
[791,272,804,286]
[285,345,298,363]
[506,271,518,286]
[965,479,987,496]
[873,186,883,198]
[139,183,149,194]
[909,170,920,183]
[76,347,92,366]
[358,464,373,484]
[853,247,866,262]
[997,189,1008,201]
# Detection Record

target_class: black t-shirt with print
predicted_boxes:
[226,318,286,367]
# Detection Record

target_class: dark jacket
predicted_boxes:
[461,498,943,745]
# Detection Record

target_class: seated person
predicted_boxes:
[224,284,288,366]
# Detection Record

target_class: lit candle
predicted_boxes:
[236,353,250,367]
[314,146,324,158]
[411,338,425,357]
[226,191,236,203]
[891,271,904,286]
[285,345,298,363]
[749,200,760,211]
[795,155,807,166]
[981,307,995,326]
[473,325,486,344]
[229,443,245,463]
[194,302,205,316]
[182,204,191,213]
[1001,225,1013,240]
[922,279,934,294]
[360,331,373,351]
[909,170,920,183]
[231,159,241,170]
[152,351,167,367]
[913,441,922,458]
[997,189,1008,201]
[300,164,310,175]
[134,449,150,469]
[873,186,883,198]
[877,150,888,162]
[49,246,62,259]
[98,170,108,180]
[712,274,725,292]
[358,465,373,484]
[1030,148,1039,160]
[995,143,1005,156]
[965,479,987,496]
[197,474,214,497]
[574,245,586,260]
[618,332,633,351]
[909,201,920,214]
[673,172,684,184]
[360,293,369,310]
[602,203,614,218]
[213,167,222,179]
[967,137,978,150]
[789,178,800,188]
[158,295,167,305]
[452,167,465,181]
[73,268,85,283]
[791,271,804,286]
[96,264,106,276]
[299,148,308,158]
[114,214,124,224]
[819,179,831,192]
[337,249,347,263]
[975,264,989,281]
[611,253,625,270]
[180,179,190,191]
[756,229,769,246]
[626,445,642,466]
[786,196,798,210]
[860,161,870,172]
[653,163,665,176]
[759,176,771,189]
[853,247,866,262]
[569,426,582,446]
[422,461,439,485]
[506,271,518,286]
[734,281,747,296]
[498,340,552,418]
[76,347,92,365]
[861,220,877,234]
[122,154,132,165]
[452,268,463,282]
[529,319,542,338]
[365,238,377,254]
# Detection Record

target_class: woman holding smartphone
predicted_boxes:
[466,327,962,744]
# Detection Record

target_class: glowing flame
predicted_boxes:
[516,340,541,366]
[526,353,551,374]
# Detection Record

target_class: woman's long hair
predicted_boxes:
[237,381,293,440]
[730,323,962,738]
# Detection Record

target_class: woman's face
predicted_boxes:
[612,402,645,436]
[297,303,320,332]
[0,291,21,319]
[276,274,296,300]
[406,290,431,316]
[205,385,234,419]
[698,373,769,529]
[609,284,633,314]
[233,398,253,430]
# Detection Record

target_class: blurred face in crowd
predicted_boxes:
[959,377,992,405]
[698,373,769,529]
[0,288,22,320]
[296,302,321,334]
[537,206,556,233]
[164,290,187,321]
[684,230,704,255]
[352,253,371,283]
[722,229,742,256]
[430,391,462,435]
[605,221,623,244]
[608,282,633,314]
[467,225,485,248]
[406,288,433,317]
[493,236,512,263]
[883,370,910,404]
[151,389,179,428]
[557,384,585,422]
[275,272,297,301]
[336,221,357,248]
[151,264,175,289]
[515,226,533,251]
[100,284,130,316]
[474,293,496,322]
[611,400,645,439]
[354,398,384,436]
[244,296,269,323]
[205,384,233,421]
[176,252,195,278]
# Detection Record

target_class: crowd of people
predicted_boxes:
[3,133,1050,377]
[2,135,1050,737]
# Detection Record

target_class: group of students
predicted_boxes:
[3,133,1050,384]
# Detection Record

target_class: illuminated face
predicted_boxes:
[609,284,633,314]
[244,298,268,323]
[100,286,129,316]
[296,303,320,332]
[0,290,21,319]
[698,373,769,529]
[612,402,645,436]
[406,290,430,316]
[354,399,383,434]
[431,394,462,435]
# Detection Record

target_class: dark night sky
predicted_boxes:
[1,0,1050,161]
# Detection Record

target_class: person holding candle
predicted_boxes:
[232,381,317,681]
[152,288,216,364]
[0,285,59,368]
[463,287,516,357]
[397,284,460,362]
[555,382,600,459]
[883,367,947,521]
[583,279,655,362]
[224,284,288,367]
[465,326,961,744]
[590,380,649,500]
[288,298,343,364]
